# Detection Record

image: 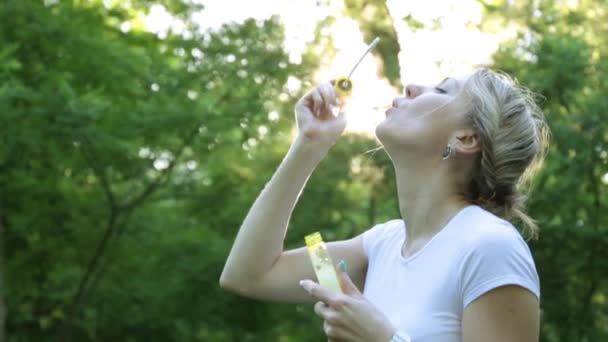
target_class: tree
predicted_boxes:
[0,0,306,340]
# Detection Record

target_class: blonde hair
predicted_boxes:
[464,68,550,238]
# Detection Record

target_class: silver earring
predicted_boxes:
[442,144,455,160]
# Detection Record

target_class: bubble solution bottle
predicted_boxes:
[304,232,343,294]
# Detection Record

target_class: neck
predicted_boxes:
[391,157,469,256]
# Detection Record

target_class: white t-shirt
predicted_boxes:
[362,205,540,342]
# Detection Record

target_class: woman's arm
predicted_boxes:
[219,82,368,302]
[462,285,540,341]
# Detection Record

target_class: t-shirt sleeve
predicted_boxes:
[460,222,540,309]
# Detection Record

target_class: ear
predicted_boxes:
[451,129,480,155]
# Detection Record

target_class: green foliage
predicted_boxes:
[343,0,402,88]
[402,14,425,31]
[484,1,608,340]
[0,0,306,340]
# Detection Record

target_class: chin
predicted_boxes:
[375,119,405,148]
[376,118,427,151]
[375,119,389,144]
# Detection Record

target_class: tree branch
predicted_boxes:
[62,91,229,339]
[62,205,119,340]
[62,122,202,340]
[121,126,199,212]
[79,135,118,210]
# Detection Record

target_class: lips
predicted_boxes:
[391,97,410,109]
[385,107,396,116]
[392,97,401,108]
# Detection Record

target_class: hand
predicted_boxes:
[299,261,396,342]
[294,81,347,151]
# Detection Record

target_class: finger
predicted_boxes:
[300,279,340,305]
[334,110,347,125]
[314,84,333,119]
[310,90,323,117]
[324,110,347,132]
[319,82,338,110]
[324,320,339,339]
[314,301,333,320]
[295,97,311,116]
[336,260,362,296]
[323,321,352,341]
[320,82,337,105]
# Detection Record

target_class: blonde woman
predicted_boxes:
[220,68,548,342]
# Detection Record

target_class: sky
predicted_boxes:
[142,0,515,135]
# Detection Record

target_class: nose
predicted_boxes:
[392,84,423,108]
[404,84,422,98]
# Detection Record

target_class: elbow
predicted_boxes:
[219,270,236,291]
[219,276,235,292]
[219,270,245,294]
[219,276,250,297]
[219,270,259,298]
[219,260,237,290]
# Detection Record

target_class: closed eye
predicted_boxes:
[435,87,447,94]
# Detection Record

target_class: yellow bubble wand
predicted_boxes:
[304,232,343,293]
[334,36,380,99]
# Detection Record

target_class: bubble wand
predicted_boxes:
[304,232,343,293]
[334,36,380,98]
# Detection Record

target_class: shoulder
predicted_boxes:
[460,206,531,256]
[457,206,540,307]
[361,219,403,257]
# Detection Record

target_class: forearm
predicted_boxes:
[220,137,327,288]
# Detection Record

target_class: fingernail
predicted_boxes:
[340,260,347,272]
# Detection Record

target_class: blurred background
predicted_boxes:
[1,0,607,341]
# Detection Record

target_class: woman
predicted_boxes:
[220,68,548,342]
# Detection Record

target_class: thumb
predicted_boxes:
[336,260,362,296]
[335,109,346,121]
[328,110,346,130]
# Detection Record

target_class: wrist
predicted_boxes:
[291,135,331,160]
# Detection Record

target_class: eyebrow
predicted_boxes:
[437,77,455,87]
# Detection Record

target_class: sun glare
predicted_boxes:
[142,0,513,137]
[315,17,395,136]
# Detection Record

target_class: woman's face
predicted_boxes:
[375,73,473,160]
